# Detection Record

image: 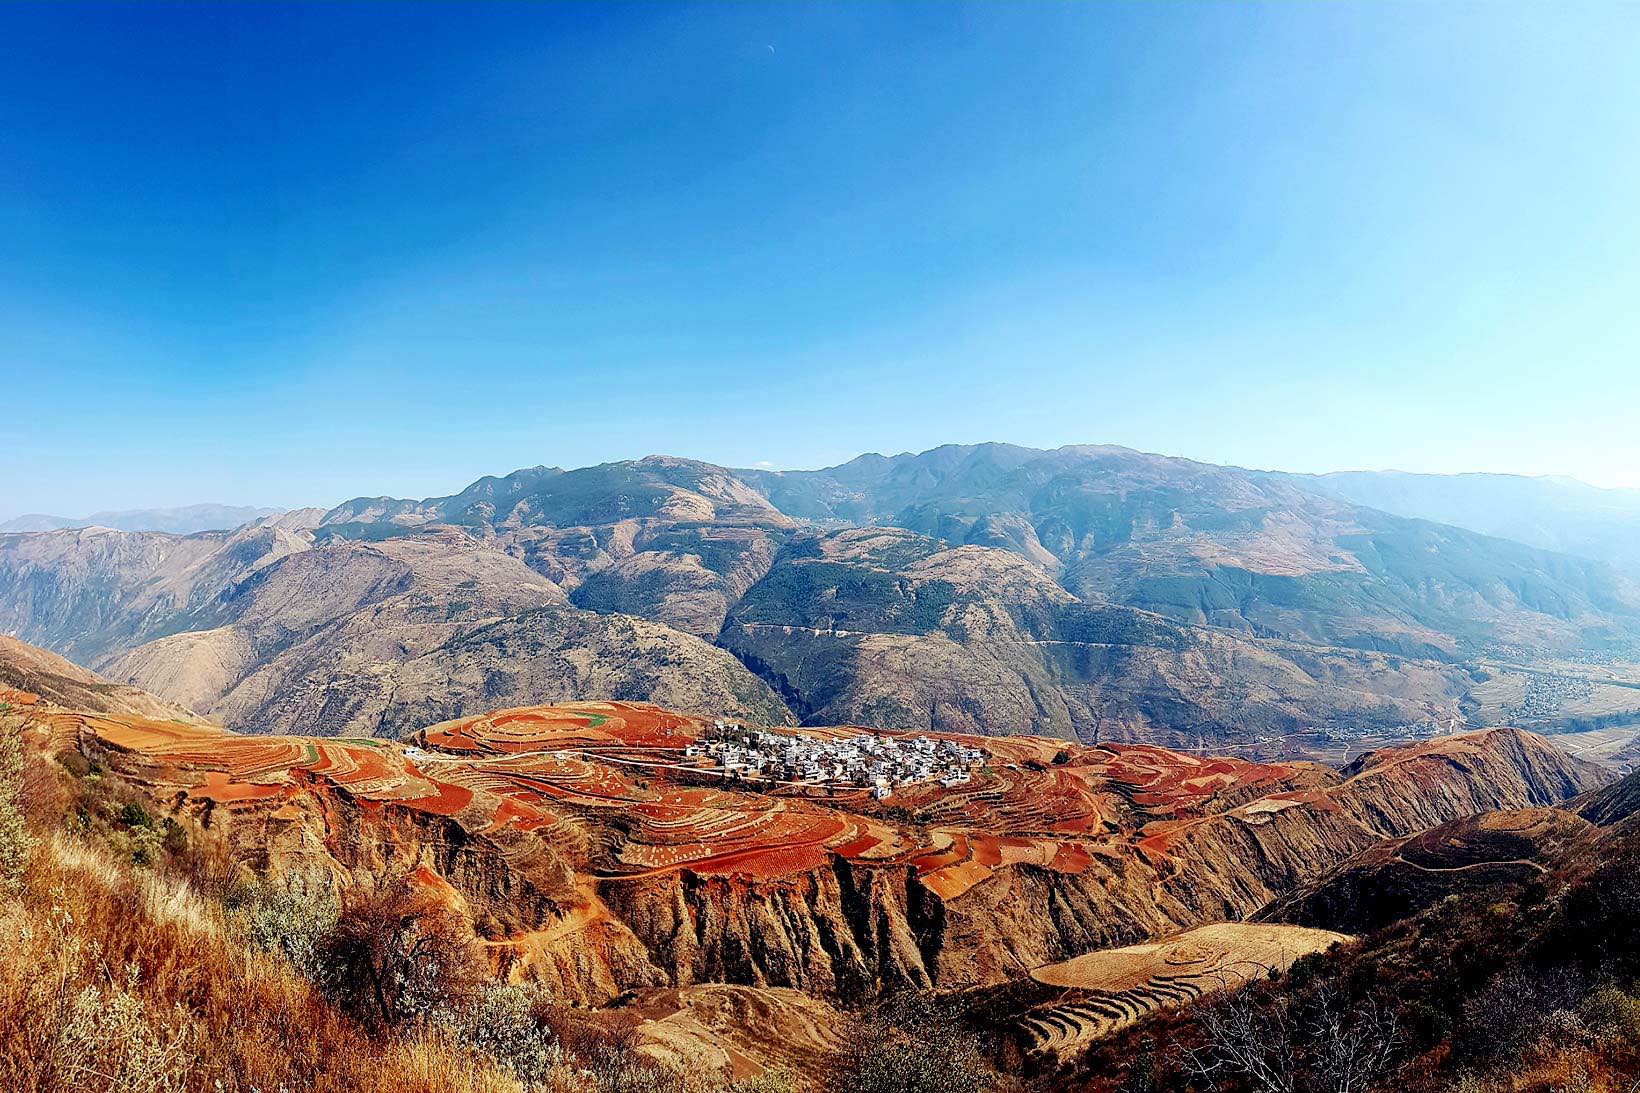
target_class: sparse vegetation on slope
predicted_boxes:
[1074,806,1640,1091]
[720,526,1487,745]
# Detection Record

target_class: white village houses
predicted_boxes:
[693,720,985,796]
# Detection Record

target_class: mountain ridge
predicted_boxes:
[6,442,1640,746]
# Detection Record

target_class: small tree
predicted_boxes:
[0,719,33,899]
[315,878,485,1033]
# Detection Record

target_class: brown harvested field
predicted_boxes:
[1547,724,1640,770]
[0,687,40,707]
[422,700,706,753]
[1018,922,1350,1064]
[1031,922,1350,990]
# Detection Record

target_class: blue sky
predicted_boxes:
[3,2,1639,516]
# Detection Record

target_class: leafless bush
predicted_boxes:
[1302,984,1400,1093]
[1461,967,1584,1065]
[1185,988,1298,1093]
[1185,979,1400,1093]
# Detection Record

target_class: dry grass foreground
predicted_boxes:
[0,830,535,1093]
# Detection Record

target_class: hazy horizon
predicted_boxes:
[8,439,1640,526]
[6,2,1640,516]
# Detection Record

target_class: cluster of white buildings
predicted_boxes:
[685,721,986,799]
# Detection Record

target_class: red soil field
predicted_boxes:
[61,701,1336,901]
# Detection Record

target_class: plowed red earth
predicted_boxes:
[58,701,1335,900]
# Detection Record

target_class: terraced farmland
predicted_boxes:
[57,698,1563,906]
[1017,923,1351,1065]
[56,700,1591,901]
[38,695,1599,1010]
[36,699,1340,911]
[409,703,1339,893]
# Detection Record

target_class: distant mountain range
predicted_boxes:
[5,443,1640,746]
[1294,469,1640,573]
[0,503,286,535]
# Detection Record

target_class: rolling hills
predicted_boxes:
[95,530,792,735]
[745,444,1640,660]
[1254,807,1597,934]
[0,633,199,721]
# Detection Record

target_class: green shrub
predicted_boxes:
[118,801,153,829]
[1578,985,1640,1044]
[159,817,187,855]
[239,873,339,982]
[57,750,91,779]
[437,982,561,1083]
[109,823,163,867]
